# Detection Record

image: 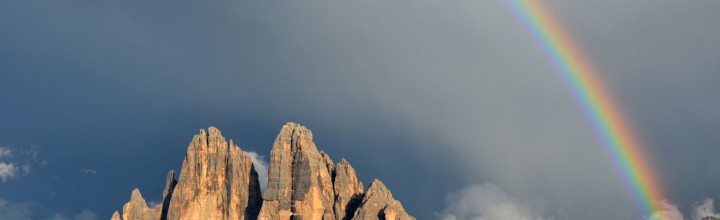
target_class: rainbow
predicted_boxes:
[506,0,665,218]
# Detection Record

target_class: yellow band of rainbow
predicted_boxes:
[507,1,664,218]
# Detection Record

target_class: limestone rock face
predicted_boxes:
[111,211,121,220]
[352,180,415,220]
[122,189,161,220]
[333,159,364,220]
[160,170,177,220]
[167,127,262,220]
[259,123,336,220]
[111,123,413,220]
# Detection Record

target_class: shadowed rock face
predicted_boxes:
[160,170,176,220]
[112,123,413,220]
[334,159,364,220]
[353,180,414,220]
[258,123,336,220]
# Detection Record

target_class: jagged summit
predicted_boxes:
[130,188,142,200]
[112,123,414,220]
[122,188,160,220]
[273,122,318,153]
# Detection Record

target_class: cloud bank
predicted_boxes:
[646,198,720,220]
[0,0,718,218]
[439,182,550,220]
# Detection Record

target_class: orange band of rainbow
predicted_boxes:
[507,1,664,218]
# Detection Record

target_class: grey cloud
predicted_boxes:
[73,209,98,220]
[47,209,98,220]
[0,0,718,219]
[0,147,11,158]
[0,198,33,220]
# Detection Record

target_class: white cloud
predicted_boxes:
[0,162,16,182]
[645,198,720,220]
[0,198,32,220]
[692,199,720,220]
[0,145,43,181]
[0,146,16,182]
[647,200,684,220]
[244,151,268,193]
[74,209,97,220]
[439,183,550,220]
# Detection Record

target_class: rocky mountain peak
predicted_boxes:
[168,126,261,220]
[122,188,160,220]
[273,122,317,153]
[353,179,413,220]
[111,211,121,220]
[112,123,413,220]
[130,188,143,200]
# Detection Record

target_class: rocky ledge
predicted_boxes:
[112,122,414,220]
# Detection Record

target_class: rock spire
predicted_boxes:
[112,123,413,220]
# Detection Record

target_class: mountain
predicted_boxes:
[111,122,414,220]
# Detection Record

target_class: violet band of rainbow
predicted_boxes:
[506,0,664,218]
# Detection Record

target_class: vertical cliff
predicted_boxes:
[112,123,413,220]
[258,123,336,220]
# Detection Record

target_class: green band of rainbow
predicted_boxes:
[507,0,664,218]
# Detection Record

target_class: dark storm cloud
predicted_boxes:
[1,0,718,219]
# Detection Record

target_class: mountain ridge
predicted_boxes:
[112,122,414,220]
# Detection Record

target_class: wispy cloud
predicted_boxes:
[47,209,98,220]
[0,148,11,158]
[0,146,16,182]
[73,209,97,220]
[244,151,268,193]
[0,145,44,182]
[439,182,551,220]
[0,198,32,220]
[82,168,97,176]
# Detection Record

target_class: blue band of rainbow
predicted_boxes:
[506,1,664,218]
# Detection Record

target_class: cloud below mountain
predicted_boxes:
[244,151,269,193]
[439,182,550,220]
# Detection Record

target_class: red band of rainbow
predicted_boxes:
[507,1,665,218]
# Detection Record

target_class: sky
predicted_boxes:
[1,0,719,219]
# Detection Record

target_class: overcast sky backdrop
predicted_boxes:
[1,0,719,219]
